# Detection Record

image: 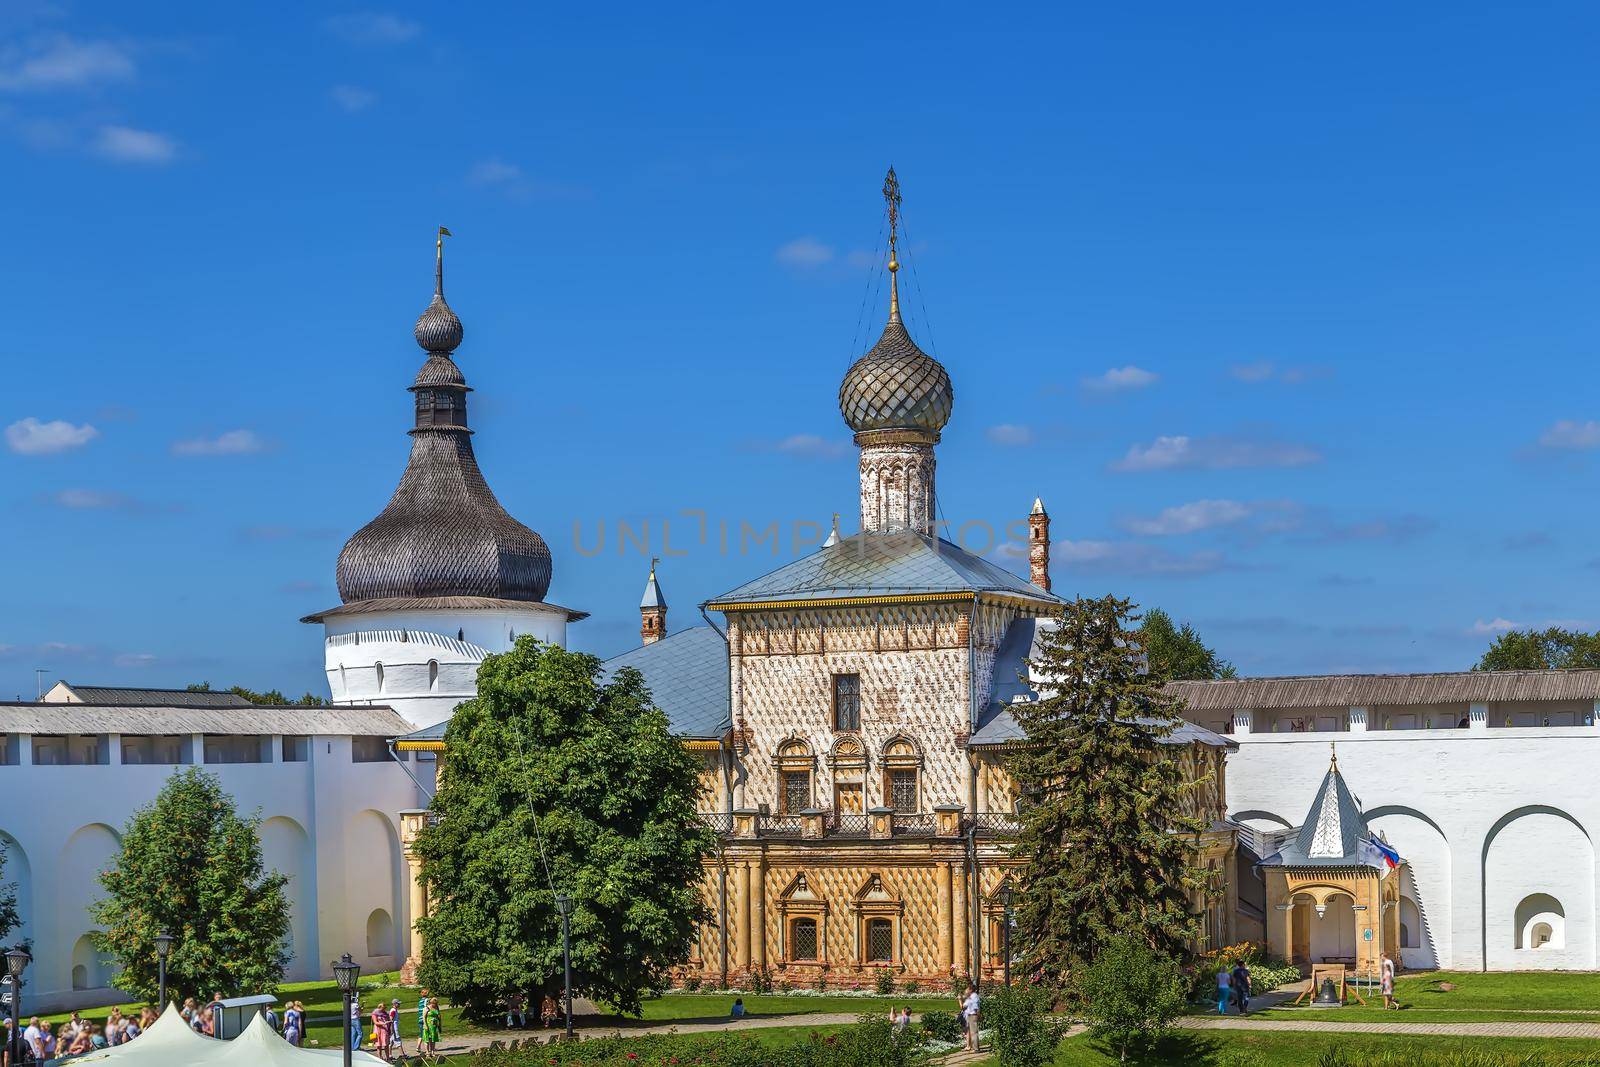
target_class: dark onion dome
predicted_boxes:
[333,232,554,604]
[838,315,953,435]
[414,292,464,353]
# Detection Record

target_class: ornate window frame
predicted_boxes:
[852,873,905,969]
[828,734,868,813]
[777,872,829,966]
[774,737,816,814]
[880,733,924,813]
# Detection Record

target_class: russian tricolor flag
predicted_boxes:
[1370,834,1400,870]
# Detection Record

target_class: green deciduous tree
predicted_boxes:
[1007,595,1209,985]
[1077,936,1188,1063]
[0,841,19,947]
[186,682,326,706]
[1140,608,1235,682]
[414,638,715,1019]
[92,768,290,1004]
[1474,627,1600,671]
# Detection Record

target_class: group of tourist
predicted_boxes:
[1214,960,1253,1014]
[5,1006,158,1061]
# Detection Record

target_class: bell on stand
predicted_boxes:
[1312,976,1341,1005]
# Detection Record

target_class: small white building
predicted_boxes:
[1172,671,1600,972]
[0,695,425,1011]
[301,234,582,729]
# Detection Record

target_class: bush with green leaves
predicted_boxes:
[1076,937,1188,1063]
[917,1008,963,1044]
[873,966,895,995]
[982,983,1062,1067]
[1317,1046,1600,1067]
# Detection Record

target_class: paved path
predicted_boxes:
[1180,1016,1600,1039]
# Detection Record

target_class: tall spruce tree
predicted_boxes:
[92,768,290,1003]
[1006,595,1209,983]
[414,638,715,1019]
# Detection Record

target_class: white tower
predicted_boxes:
[303,230,583,728]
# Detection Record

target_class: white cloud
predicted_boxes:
[772,434,847,460]
[985,424,1034,447]
[323,12,421,45]
[0,35,135,92]
[1082,365,1158,392]
[468,158,522,186]
[329,84,378,113]
[113,652,156,668]
[1121,499,1253,536]
[1538,419,1600,451]
[93,125,176,164]
[1470,617,1520,635]
[1229,360,1324,385]
[6,416,97,455]
[52,488,133,510]
[1111,433,1322,472]
[1049,539,1229,576]
[775,237,834,269]
[172,429,269,457]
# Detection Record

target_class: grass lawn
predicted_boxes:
[1253,970,1600,1024]
[33,980,933,1051]
[1042,1030,1600,1065]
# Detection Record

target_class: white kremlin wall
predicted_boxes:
[1226,715,1600,972]
[319,604,570,728]
[1,727,427,1011]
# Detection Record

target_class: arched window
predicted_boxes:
[428,660,440,691]
[880,735,922,813]
[366,908,395,958]
[1515,893,1565,950]
[775,739,814,815]
[866,918,893,962]
[1400,897,1421,949]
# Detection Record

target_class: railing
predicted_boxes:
[893,812,936,836]
[762,815,805,837]
[699,811,734,835]
[826,811,871,837]
[972,812,1020,835]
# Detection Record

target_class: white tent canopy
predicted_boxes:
[70,1004,387,1067]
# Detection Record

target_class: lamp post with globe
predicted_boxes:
[332,953,361,1067]
[5,947,30,1067]
[154,931,174,1009]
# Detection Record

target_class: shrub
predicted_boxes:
[982,983,1061,1067]
[873,967,896,995]
[814,970,829,992]
[682,972,702,991]
[917,1009,964,1044]
[748,964,773,993]
[1076,937,1187,1063]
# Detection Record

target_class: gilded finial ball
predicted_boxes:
[888,259,899,273]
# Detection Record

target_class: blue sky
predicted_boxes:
[4,2,1599,698]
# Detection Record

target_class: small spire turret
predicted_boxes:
[640,557,667,644]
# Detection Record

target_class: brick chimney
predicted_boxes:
[639,557,667,644]
[1028,497,1051,591]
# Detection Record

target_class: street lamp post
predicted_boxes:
[154,931,174,1009]
[554,894,573,1040]
[331,953,361,1067]
[6,947,30,1067]
[999,884,1015,988]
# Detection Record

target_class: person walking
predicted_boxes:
[349,997,362,1052]
[417,990,430,1046]
[388,998,406,1057]
[1230,960,1252,1014]
[960,983,981,1052]
[371,1001,390,1058]
[1381,953,1397,1011]
[422,997,442,1057]
[282,1002,302,1047]
[1215,964,1232,1015]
